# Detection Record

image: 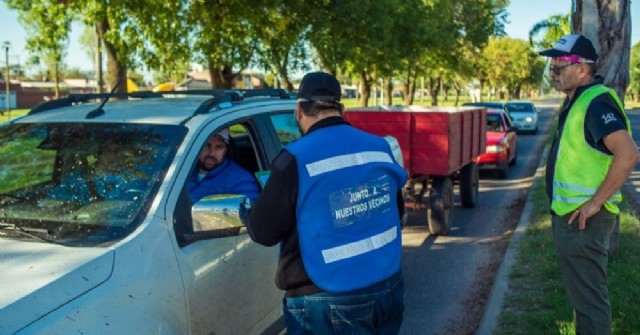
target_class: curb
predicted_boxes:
[475,150,548,335]
[476,164,639,335]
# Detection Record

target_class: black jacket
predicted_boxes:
[247,116,404,297]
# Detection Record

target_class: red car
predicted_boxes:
[473,108,518,178]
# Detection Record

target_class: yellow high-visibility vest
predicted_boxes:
[552,85,631,215]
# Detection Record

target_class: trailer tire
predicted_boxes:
[428,177,453,235]
[459,163,479,208]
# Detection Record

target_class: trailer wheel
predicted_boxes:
[428,177,453,235]
[459,163,479,208]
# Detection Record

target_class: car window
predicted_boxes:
[0,123,185,246]
[486,114,505,132]
[270,112,300,146]
[506,103,535,113]
[228,123,262,174]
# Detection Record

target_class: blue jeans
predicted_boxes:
[283,270,404,335]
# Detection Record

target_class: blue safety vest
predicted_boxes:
[286,124,408,292]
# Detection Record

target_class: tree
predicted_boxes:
[482,37,536,100]
[573,0,631,101]
[254,0,309,91]
[528,13,571,50]
[67,0,190,93]
[188,0,262,89]
[5,0,73,98]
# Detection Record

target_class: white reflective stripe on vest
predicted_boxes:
[553,180,598,194]
[321,226,397,264]
[305,151,393,177]
[553,193,621,204]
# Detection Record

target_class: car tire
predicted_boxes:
[509,149,517,166]
[459,162,479,208]
[428,177,454,236]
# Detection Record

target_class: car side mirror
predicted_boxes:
[182,194,252,242]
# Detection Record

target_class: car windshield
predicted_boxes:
[505,103,534,113]
[486,114,504,132]
[0,122,186,246]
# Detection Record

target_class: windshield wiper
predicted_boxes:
[0,222,62,244]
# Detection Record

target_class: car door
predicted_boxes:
[502,112,518,161]
[172,114,283,335]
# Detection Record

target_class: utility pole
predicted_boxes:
[3,41,10,117]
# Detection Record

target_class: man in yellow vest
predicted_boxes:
[540,34,639,335]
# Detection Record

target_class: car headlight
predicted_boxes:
[486,145,504,153]
[525,117,533,122]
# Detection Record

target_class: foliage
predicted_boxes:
[5,0,73,98]
[629,42,640,102]
[63,67,90,80]
[187,0,262,88]
[7,1,627,108]
[253,0,309,91]
[528,13,571,51]
[483,37,537,98]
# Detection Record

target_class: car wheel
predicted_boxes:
[459,162,479,208]
[509,149,517,166]
[428,177,454,236]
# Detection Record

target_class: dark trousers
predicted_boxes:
[552,210,616,335]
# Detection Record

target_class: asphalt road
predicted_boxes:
[398,98,561,335]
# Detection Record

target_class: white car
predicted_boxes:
[0,90,300,335]
[505,100,538,134]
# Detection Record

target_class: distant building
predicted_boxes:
[185,70,266,89]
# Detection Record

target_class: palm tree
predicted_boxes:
[528,14,571,50]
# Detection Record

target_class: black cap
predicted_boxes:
[297,72,341,102]
[539,34,598,61]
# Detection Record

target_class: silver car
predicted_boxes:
[505,100,538,134]
[0,89,297,335]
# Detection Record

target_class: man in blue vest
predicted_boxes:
[187,128,260,203]
[247,72,408,334]
[540,34,639,335]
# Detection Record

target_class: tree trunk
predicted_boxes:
[208,64,236,89]
[54,60,60,99]
[384,78,393,106]
[97,20,127,94]
[95,24,104,94]
[429,77,440,106]
[453,83,461,106]
[573,0,631,101]
[359,71,372,107]
[276,67,293,91]
[403,70,416,106]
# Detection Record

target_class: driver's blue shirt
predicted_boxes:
[187,158,260,203]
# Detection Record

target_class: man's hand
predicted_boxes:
[568,199,601,230]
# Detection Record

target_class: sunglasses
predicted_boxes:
[549,63,579,75]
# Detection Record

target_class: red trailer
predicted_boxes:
[344,106,487,235]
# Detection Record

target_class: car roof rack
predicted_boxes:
[28,88,293,115]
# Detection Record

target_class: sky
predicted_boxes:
[1,0,639,75]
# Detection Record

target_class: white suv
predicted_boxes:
[0,90,301,335]
[505,100,539,134]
